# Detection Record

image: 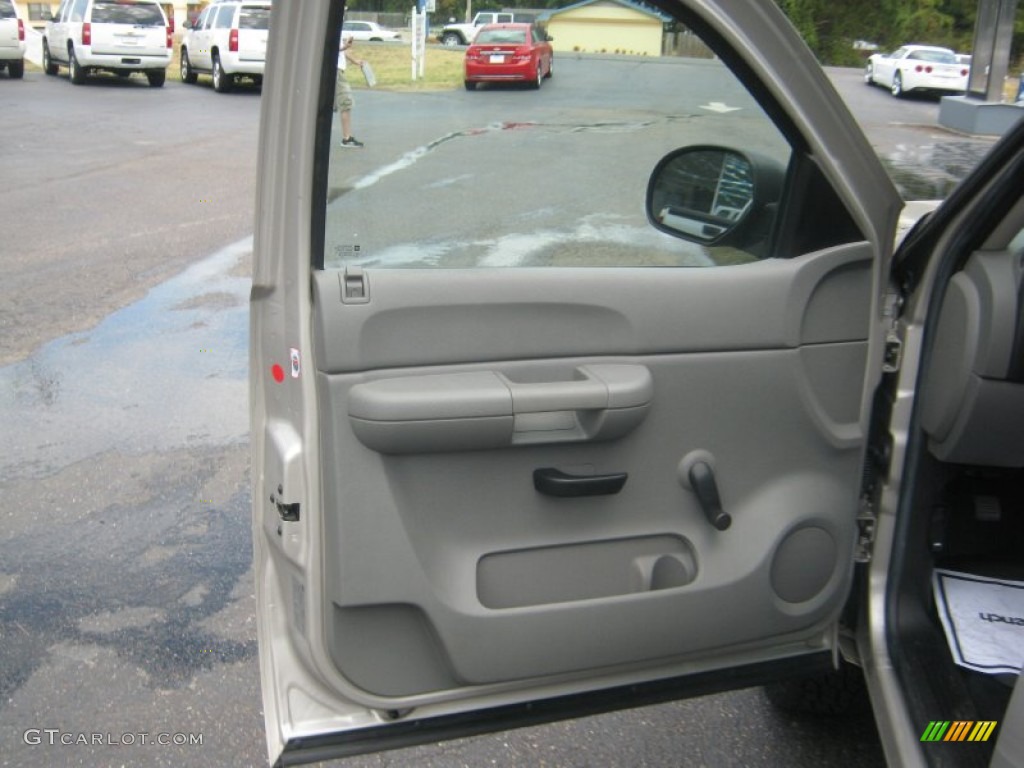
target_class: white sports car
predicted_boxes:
[865,44,969,98]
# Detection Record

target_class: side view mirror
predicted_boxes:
[646,146,783,247]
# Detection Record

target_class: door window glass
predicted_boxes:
[91,2,163,25]
[70,0,87,23]
[239,6,269,30]
[214,4,234,29]
[320,13,824,269]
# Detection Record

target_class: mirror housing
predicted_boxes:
[646,146,784,250]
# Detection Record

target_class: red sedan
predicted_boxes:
[464,23,553,90]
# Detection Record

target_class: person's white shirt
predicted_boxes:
[338,38,352,71]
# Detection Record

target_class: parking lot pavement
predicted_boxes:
[825,66,998,198]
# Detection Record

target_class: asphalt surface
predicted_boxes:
[0,54,1003,767]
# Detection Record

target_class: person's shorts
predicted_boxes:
[334,71,354,111]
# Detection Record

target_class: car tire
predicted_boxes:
[147,70,166,88]
[212,54,233,93]
[442,32,461,47]
[180,48,198,84]
[545,57,553,79]
[69,47,85,85]
[764,662,870,716]
[464,80,475,91]
[531,61,542,90]
[43,41,58,75]
[8,59,24,79]
[891,71,904,98]
[864,63,873,85]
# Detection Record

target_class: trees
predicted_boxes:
[345,0,1021,68]
[773,0,1022,68]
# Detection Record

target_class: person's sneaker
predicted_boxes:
[341,136,364,148]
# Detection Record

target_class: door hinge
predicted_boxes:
[855,494,876,563]
[341,266,370,304]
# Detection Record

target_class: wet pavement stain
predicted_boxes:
[0,445,254,705]
[0,238,256,712]
[0,237,251,480]
[883,135,996,199]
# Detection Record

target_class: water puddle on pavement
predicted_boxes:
[884,139,993,199]
[1,237,252,480]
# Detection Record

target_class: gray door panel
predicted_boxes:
[250,0,906,758]
[311,246,870,702]
[312,245,873,372]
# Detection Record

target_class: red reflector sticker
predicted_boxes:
[271,364,285,383]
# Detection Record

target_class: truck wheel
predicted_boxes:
[180,48,198,84]
[442,32,461,47]
[212,54,233,93]
[43,40,59,75]
[8,59,24,79]
[69,47,86,85]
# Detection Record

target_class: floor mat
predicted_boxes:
[933,569,1024,676]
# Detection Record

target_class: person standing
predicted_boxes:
[335,35,364,148]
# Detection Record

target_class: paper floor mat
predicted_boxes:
[933,569,1024,675]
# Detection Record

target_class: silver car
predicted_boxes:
[251,2,1024,766]
[341,20,401,43]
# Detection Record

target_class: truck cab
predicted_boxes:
[440,11,514,46]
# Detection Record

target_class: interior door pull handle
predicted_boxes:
[533,468,628,498]
[688,460,732,531]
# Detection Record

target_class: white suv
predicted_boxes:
[0,0,25,79]
[179,0,271,93]
[42,0,172,87]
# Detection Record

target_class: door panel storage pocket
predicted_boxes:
[477,535,697,609]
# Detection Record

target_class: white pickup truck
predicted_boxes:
[439,11,514,46]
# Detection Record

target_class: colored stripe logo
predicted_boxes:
[920,721,998,742]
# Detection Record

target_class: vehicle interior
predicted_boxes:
[885,134,1024,765]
